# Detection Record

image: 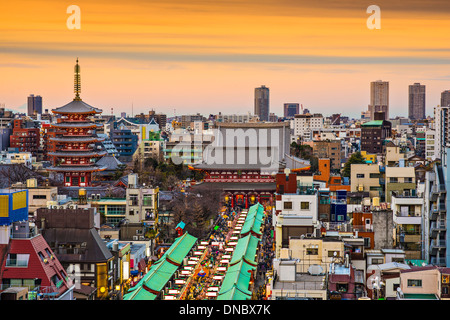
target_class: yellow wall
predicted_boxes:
[13,191,27,210]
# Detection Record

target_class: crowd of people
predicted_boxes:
[176,204,274,300]
[254,210,274,300]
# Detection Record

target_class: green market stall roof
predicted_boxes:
[123,232,197,300]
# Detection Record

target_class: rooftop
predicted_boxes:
[52,99,102,115]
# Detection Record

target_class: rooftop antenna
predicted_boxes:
[74,58,81,101]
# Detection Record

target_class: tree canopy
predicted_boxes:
[341,151,366,177]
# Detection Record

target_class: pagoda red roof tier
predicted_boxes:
[51,122,101,129]
[48,150,107,158]
[46,165,107,172]
[52,99,102,115]
[50,136,104,143]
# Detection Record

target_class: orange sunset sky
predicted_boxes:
[1,0,450,118]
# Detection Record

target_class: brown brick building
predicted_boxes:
[313,139,342,171]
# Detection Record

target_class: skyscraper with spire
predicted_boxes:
[46,59,107,187]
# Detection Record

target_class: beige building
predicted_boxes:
[11,178,58,216]
[350,163,382,198]
[385,144,406,166]
[126,174,159,226]
[133,138,164,163]
[282,237,345,273]
[269,237,344,300]
[385,167,416,203]
[399,266,450,300]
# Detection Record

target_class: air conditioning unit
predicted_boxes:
[133,236,138,240]
[139,236,145,240]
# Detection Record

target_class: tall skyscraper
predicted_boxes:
[283,103,299,118]
[254,85,269,121]
[27,94,42,116]
[441,90,450,108]
[368,80,389,120]
[408,83,426,120]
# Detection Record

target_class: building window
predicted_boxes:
[356,174,364,178]
[407,279,422,287]
[337,283,348,293]
[38,252,47,263]
[306,247,318,255]
[372,258,384,265]
[300,202,310,210]
[6,254,29,267]
[389,177,398,183]
[32,195,47,199]
[143,195,153,206]
[283,202,293,210]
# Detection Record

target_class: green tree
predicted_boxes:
[341,151,366,178]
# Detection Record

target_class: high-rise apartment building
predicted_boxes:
[441,90,450,108]
[254,85,269,121]
[27,94,42,116]
[368,80,389,120]
[283,103,299,118]
[408,83,426,120]
[434,104,450,161]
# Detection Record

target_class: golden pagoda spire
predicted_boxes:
[74,58,81,101]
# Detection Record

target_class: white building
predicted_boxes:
[274,188,319,258]
[125,174,159,225]
[425,129,437,161]
[293,113,324,142]
[434,105,450,160]
[0,150,33,168]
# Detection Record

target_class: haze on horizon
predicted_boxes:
[0,0,449,119]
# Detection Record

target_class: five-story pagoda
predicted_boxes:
[47,59,107,187]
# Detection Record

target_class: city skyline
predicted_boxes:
[1,0,450,118]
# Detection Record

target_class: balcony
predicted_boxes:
[430,257,446,266]
[430,221,446,237]
[430,206,439,221]
[430,239,446,253]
